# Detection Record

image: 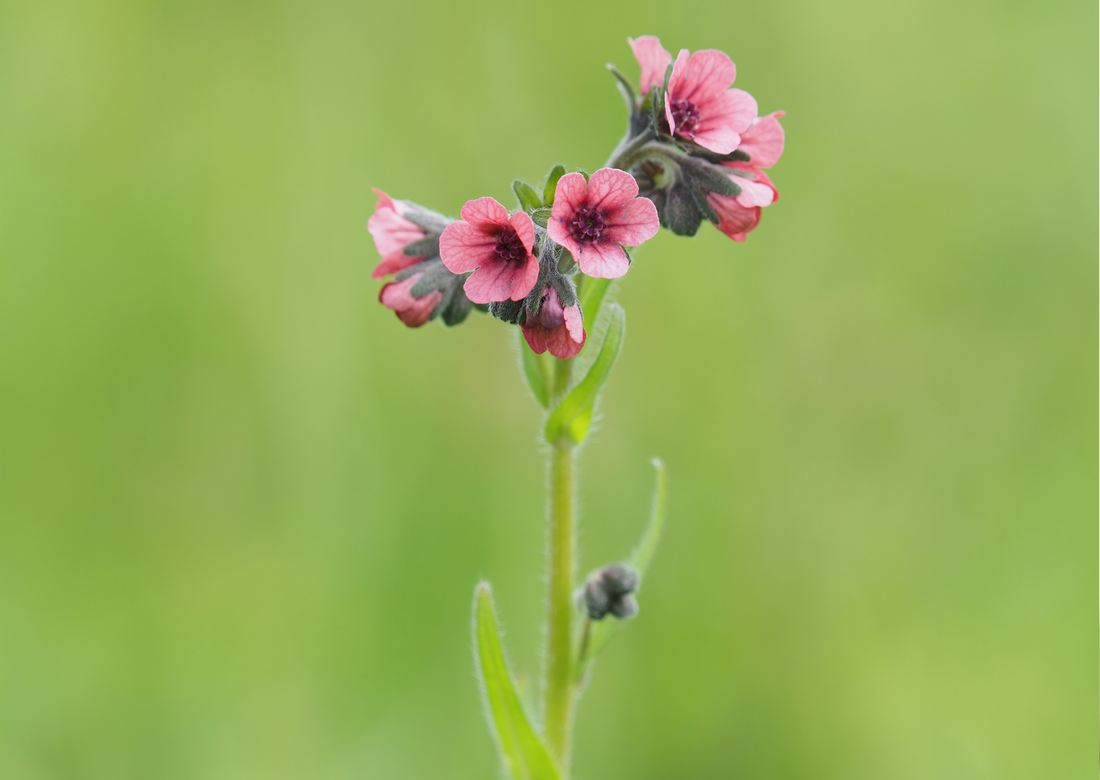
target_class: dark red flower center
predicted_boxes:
[670,99,701,134]
[569,205,606,244]
[494,228,527,265]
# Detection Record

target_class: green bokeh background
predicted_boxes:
[0,0,1095,777]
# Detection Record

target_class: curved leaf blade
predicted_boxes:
[544,304,625,446]
[574,458,669,683]
[519,330,551,408]
[513,180,543,212]
[543,165,565,206]
[474,584,562,780]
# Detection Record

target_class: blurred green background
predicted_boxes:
[0,0,1095,777]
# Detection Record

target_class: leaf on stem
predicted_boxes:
[513,180,543,212]
[474,584,562,780]
[578,276,611,330]
[544,303,625,446]
[574,458,669,684]
[519,329,552,408]
[542,165,565,207]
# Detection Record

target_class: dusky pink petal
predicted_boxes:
[368,192,427,279]
[523,322,549,355]
[462,254,539,304]
[563,305,584,345]
[688,89,758,154]
[371,252,424,280]
[707,192,760,243]
[460,196,510,229]
[723,162,778,207]
[675,49,736,104]
[737,110,785,168]
[628,36,672,94]
[439,220,497,273]
[574,238,630,279]
[551,172,589,219]
[508,210,536,254]
[732,173,775,208]
[585,167,639,211]
[379,275,442,327]
[602,196,660,247]
[664,49,690,132]
[545,318,585,359]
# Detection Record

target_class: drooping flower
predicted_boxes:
[663,48,757,155]
[547,168,659,279]
[523,285,586,360]
[736,110,786,168]
[369,188,475,327]
[628,35,672,96]
[708,163,779,242]
[379,274,443,327]
[439,197,539,304]
[707,111,785,242]
[368,188,450,280]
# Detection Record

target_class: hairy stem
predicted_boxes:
[544,416,577,768]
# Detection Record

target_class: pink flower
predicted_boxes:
[707,162,779,243]
[628,35,672,96]
[523,287,586,360]
[379,273,443,327]
[368,188,446,280]
[736,111,786,168]
[439,197,539,304]
[547,168,659,279]
[664,48,757,155]
[707,110,785,242]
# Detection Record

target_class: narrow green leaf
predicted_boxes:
[519,329,551,408]
[578,276,611,328]
[542,165,565,206]
[544,304,625,446]
[513,180,543,212]
[474,584,562,780]
[574,458,669,683]
[605,63,638,116]
[630,457,668,576]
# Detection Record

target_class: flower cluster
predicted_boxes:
[614,36,785,240]
[368,36,784,357]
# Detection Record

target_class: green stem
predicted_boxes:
[544,411,577,768]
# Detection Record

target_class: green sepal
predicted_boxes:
[474,584,562,780]
[543,165,565,206]
[578,276,611,328]
[544,303,625,446]
[402,235,440,257]
[574,458,668,684]
[513,180,543,212]
[520,329,552,408]
[530,207,552,229]
[606,64,638,118]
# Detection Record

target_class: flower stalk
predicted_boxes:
[544,430,577,765]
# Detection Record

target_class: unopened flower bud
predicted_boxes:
[575,563,641,621]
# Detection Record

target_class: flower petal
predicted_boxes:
[628,35,672,95]
[602,196,660,247]
[460,196,511,229]
[689,88,758,154]
[673,49,736,104]
[368,191,428,279]
[737,110,785,168]
[439,220,497,273]
[664,49,690,132]
[574,238,630,279]
[508,210,536,254]
[462,255,539,304]
[379,275,442,327]
[723,161,778,208]
[585,167,640,211]
[707,192,760,243]
[551,172,589,218]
